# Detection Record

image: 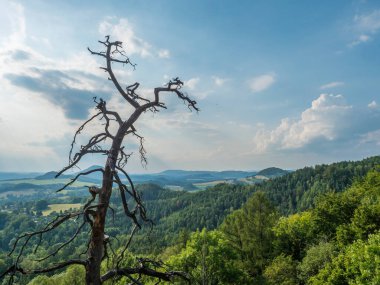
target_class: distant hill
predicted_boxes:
[73,168,257,189]
[35,171,72,180]
[72,165,104,181]
[257,167,289,178]
[155,170,256,181]
[0,172,43,181]
[242,167,289,184]
[158,170,254,180]
[0,167,257,196]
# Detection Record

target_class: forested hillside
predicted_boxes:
[166,167,380,284]
[262,156,380,214]
[0,156,379,284]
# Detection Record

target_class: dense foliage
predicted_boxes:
[165,167,380,284]
[0,156,379,284]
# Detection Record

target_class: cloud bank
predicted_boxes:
[253,94,379,153]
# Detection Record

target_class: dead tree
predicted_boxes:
[1,36,198,284]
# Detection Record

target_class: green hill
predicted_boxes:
[257,167,289,178]
[0,155,378,262]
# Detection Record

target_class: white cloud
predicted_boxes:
[158,49,170,58]
[99,17,170,59]
[354,10,380,34]
[7,2,26,46]
[0,88,73,171]
[184,77,200,90]
[0,3,72,170]
[368,100,378,109]
[349,10,380,47]
[349,34,370,47]
[253,94,353,152]
[320,81,344,90]
[133,110,222,167]
[0,7,120,170]
[99,18,152,57]
[360,129,380,146]
[212,76,227,87]
[193,90,213,100]
[248,73,275,93]
[359,34,370,41]
[183,77,212,99]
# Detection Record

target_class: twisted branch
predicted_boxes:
[1,36,198,284]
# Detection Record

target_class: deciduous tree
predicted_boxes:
[221,191,277,277]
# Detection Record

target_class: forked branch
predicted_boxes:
[2,36,198,285]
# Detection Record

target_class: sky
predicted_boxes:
[0,0,379,173]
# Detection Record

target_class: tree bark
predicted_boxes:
[85,108,142,284]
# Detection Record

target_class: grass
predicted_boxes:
[193,180,232,189]
[42,203,82,216]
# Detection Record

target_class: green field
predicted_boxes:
[193,180,233,189]
[42,203,82,216]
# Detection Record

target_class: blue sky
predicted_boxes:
[0,0,379,172]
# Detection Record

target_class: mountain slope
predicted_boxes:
[0,156,378,257]
[260,156,380,214]
[130,156,380,251]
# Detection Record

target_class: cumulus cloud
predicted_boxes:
[158,49,170,58]
[184,77,200,90]
[4,68,109,119]
[368,100,378,109]
[183,77,213,99]
[99,17,170,58]
[99,18,151,57]
[0,4,114,121]
[248,73,275,93]
[320,81,344,90]
[0,87,73,171]
[0,4,120,170]
[253,94,353,152]
[212,76,227,87]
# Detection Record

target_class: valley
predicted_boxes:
[0,167,283,203]
[0,155,379,284]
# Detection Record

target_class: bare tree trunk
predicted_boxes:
[86,212,106,284]
[86,134,120,284]
[85,116,138,284]
[86,169,112,284]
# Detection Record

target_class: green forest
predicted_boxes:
[1,155,379,284]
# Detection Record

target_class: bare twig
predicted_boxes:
[56,168,104,192]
